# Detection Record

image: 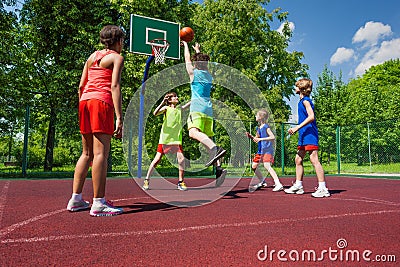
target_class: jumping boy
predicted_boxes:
[182,41,226,187]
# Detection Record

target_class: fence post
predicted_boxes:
[336,125,341,174]
[367,122,372,172]
[249,121,252,174]
[22,105,30,177]
[281,123,285,176]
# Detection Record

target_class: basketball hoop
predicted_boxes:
[150,39,170,64]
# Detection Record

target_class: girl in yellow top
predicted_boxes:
[143,92,190,191]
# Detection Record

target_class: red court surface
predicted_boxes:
[0,176,399,266]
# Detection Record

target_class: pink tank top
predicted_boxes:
[80,50,117,107]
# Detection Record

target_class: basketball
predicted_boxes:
[180,27,195,42]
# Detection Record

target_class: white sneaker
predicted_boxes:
[142,179,149,190]
[284,185,304,194]
[272,183,284,192]
[90,200,123,217]
[311,188,331,198]
[253,180,267,189]
[66,199,90,212]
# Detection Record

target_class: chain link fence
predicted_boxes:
[337,118,400,174]
[1,107,399,178]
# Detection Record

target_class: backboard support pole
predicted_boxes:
[137,55,154,178]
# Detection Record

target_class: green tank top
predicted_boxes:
[159,106,182,145]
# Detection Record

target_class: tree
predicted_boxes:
[2,0,313,174]
[314,65,346,126]
[342,60,400,165]
[313,65,346,164]
[0,1,27,163]
[190,0,308,123]
[344,59,400,124]
[313,60,400,167]
[19,0,121,171]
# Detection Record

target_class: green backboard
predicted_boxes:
[130,14,180,60]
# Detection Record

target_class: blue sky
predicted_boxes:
[192,0,400,121]
[267,0,400,84]
[266,0,400,121]
[5,1,399,81]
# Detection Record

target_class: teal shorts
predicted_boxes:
[187,112,214,137]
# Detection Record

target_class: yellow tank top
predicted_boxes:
[158,106,182,145]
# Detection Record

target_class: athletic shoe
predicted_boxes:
[66,199,90,212]
[250,180,267,191]
[205,146,227,167]
[250,183,262,190]
[272,183,284,192]
[284,184,304,194]
[311,187,331,198]
[215,169,227,187]
[216,167,223,179]
[142,179,149,190]
[177,181,188,191]
[90,200,123,217]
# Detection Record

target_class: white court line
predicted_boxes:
[0,209,65,239]
[1,194,399,244]
[0,196,153,239]
[337,197,400,206]
[358,197,400,206]
[0,181,10,227]
[2,209,399,244]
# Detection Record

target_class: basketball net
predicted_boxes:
[150,39,170,64]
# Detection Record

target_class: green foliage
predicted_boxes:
[344,59,400,124]
[190,0,308,122]
[0,0,352,176]
[314,65,346,126]
[313,61,400,171]
[13,0,123,170]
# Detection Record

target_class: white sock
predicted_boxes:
[93,197,105,206]
[294,180,303,187]
[318,182,327,190]
[71,193,82,201]
[201,138,216,151]
[273,178,282,185]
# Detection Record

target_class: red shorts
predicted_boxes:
[297,145,319,151]
[252,154,274,164]
[157,144,183,155]
[79,99,114,135]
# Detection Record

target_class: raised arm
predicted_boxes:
[153,96,169,116]
[182,41,194,81]
[181,100,191,110]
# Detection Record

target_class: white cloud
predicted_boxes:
[277,21,295,35]
[354,38,400,76]
[352,21,392,47]
[330,47,355,65]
